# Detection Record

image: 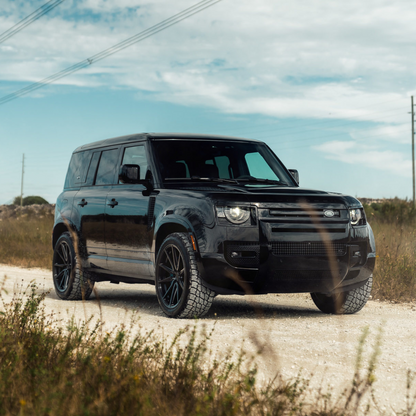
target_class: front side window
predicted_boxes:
[95,149,119,185]
[121,145,148,180]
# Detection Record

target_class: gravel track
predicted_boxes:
[1,264,415,414]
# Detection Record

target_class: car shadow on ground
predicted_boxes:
[206,297,323,320]
[45,284,324,320]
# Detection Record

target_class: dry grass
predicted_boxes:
[1,282,408,416]
[363,199,416,302]
[0,214,53,269]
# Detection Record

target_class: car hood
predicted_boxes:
[205,186,362,208]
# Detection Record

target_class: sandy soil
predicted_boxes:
[1,264,415,414]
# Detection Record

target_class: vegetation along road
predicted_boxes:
[1,263,415,414]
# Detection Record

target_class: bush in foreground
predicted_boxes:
[1,282,414,416]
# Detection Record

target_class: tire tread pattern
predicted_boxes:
[311,276,372,314]
[171,233,215,319]
[54,232,94,301]
[340,276,373,314]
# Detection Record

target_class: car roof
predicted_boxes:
[73,132,262,152]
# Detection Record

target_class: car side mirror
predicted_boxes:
[119,164,154,194]
[288,169,299,184]
[119,164,140,183]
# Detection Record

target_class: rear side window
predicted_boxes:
[85,152,101,186]
[95,149,119,185]
[64,151,91,189]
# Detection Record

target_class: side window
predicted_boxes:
[95,149,119,186]
[85,151,101,186]
[121,145,148,180]
[64,151,91,189]
[245,152,280,180]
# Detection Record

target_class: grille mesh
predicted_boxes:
[271,242,346,256]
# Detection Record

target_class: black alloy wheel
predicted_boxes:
[157,242,187,311]
[53,238,73,293]
[52,232,94,300]
[155,233,215,318]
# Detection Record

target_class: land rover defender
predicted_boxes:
[53,133,375,318]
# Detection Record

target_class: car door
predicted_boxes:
[104,143,154,278]
[74,147,120,271]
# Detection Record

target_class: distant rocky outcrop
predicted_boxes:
[0,204,55,219]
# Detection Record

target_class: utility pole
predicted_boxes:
[412,97,415,208]
[20,153,24,207]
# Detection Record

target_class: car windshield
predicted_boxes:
[152,139,295,186]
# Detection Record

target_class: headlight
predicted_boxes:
[350,208,365,226]
[216,206,251,224]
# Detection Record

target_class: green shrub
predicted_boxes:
[12,195,49,206]
[363,198,416,225]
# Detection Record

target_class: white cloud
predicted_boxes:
[350,123,411,145]
[314,140,411,177]
[1,0,416,122]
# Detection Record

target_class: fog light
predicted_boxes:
[230,251,240,258]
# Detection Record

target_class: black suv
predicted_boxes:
[53,133,375,318]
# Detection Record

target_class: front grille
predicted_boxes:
[271,242,347,256]
[271,227,346,233]
[269,208,341,219]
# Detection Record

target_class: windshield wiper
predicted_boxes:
[236,177,290,186]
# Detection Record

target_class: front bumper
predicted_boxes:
[197,203,375,295]
[199,242,374,295]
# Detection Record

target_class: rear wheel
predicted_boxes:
[52,232,94,300]
[311,276,372,314]
[155,232,215,318]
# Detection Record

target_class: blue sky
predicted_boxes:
[1,0,415,205]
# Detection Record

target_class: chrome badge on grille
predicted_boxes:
[324,209,335,218]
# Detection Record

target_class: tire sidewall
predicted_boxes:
[53,232,77,299]
[155,234,192,317]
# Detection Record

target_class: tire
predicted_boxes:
[52,232,94,300]
[155,232,215,318]
[311,276,372,314]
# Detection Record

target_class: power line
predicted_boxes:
[0,0,222,106]
[0,0,65,45]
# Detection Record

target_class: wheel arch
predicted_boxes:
[52,221,77,249]
[154,219,192,257]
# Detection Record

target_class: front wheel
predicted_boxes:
[52,232,94,300]
[155,233,215,318]
[311,276,372,314]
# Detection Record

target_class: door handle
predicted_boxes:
[107,198,118,208]
[78,199,88,207]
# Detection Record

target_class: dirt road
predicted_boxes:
[1,264,415,414]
